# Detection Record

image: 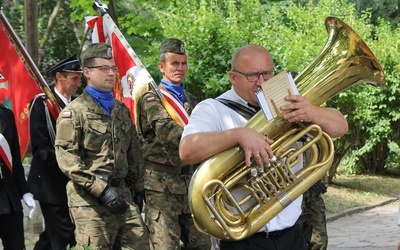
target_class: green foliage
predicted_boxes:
[66,244,91,250]
[39,3,82,69]
[69,0,164,78]
[347,0,400,30]
[66,0,400,174]
[2,0,84,72]
[118,9,164,76]
[147,0,400,174]
[2,0,25,38]
[144,0,364,98]
[331,15,400,173]
[5,0,400,174]
[150,0,261,98]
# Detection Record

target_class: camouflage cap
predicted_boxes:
[81,43,113,62]
[159,38,185,55]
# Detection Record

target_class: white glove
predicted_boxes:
[22,193,36,219]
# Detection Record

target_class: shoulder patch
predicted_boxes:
[62,111,72,118]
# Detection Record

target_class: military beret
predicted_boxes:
[81,43,113,62]
[159,38,185,55]
[46,55,82,76]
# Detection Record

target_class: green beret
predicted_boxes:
[81,43,113,62]
[159,38,185,55]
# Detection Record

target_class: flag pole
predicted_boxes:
[92,0,186,127]
[0,8,61,115]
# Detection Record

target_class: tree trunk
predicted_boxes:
[24,0,38,64]
[40,0,64,48]
[371,140,388,174]
[107,0,119,27]
[325,139,351,183]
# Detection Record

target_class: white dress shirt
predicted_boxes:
[182,87,302,233]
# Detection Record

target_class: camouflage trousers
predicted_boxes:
[144,190,211,250]
[70,204,150,250]
[301,188,328,250]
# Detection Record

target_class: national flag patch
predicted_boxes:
[146,96,156,102]
[62,111,72,118]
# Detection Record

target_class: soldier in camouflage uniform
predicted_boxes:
[136,38,211,249]
[55,43,149,250]
[301,180,328,250]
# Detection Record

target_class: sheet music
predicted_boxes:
[255,88,273,120]
[255,71,299,121]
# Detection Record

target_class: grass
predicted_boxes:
[324,171,400,214]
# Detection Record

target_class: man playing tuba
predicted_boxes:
[179,44,348,250]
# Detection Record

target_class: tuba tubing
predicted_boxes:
[188,16,386,241]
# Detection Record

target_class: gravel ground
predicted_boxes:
[23,200,43,249]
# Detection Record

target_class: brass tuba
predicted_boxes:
[188,16,386,241]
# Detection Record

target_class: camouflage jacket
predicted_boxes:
[55,90,144,207]
[138,84,197,194]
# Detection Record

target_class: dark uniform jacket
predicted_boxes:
[28,89,71,205]
[0,104,29,214]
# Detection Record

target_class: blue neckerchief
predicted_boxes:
[161,79,185,105]
[86,86,114,116]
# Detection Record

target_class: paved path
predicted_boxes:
[2,198,400,250]
[327,198,400,249]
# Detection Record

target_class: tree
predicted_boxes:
[2,0,85,75]
[24,0,38,64]
[5,0,400,176]
[148,0,400,177]
[39,0,64,49]
[347,0,400,30]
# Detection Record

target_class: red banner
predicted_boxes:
[0,16,42,158]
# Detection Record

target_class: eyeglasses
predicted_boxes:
[87,65,119,73]
[233,68,276,82]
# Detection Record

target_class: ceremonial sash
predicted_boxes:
[158,89,189,126]
[0,133,12,172]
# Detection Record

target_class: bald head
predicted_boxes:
[228,44,275,106]
[231,45,272,71]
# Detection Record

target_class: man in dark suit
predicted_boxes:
[0,104,36,250]
[28,55,82,250]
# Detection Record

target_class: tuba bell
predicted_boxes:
[188,16,386,241]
